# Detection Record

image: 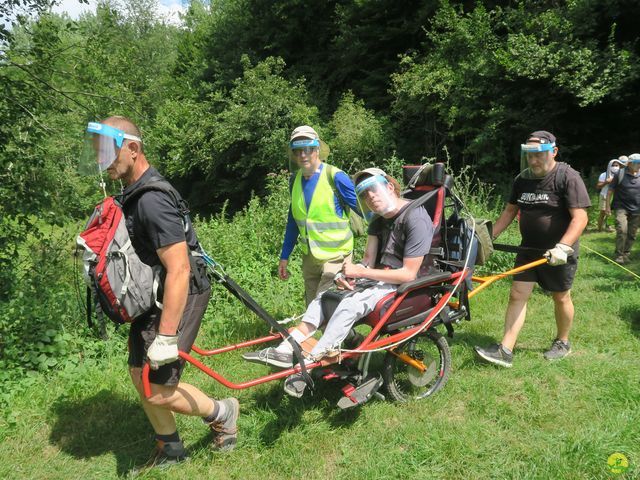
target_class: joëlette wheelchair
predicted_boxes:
[143,163,487,409]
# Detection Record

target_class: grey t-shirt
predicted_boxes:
[368,204,434,269]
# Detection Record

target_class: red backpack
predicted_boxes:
[77,181,184,325]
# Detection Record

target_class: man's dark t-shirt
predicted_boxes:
[508,163,591,252]
[610,169,640,213]
[121,167,200,268]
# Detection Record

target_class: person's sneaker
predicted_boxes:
[615,255,626,264]
[283,372,308,398]
[623,254,631,263]
[605,226,615,232]
[474,343,513,368]
[242,347,293,368]
[543,339,571,361]
[204,397,239,451]
[130,440,187,474]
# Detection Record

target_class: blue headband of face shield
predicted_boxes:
[290,138,320,149]
[355,175,388,195]
[86,122,141,147]
[521,143,555,153]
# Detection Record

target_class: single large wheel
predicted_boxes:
[382,329,451,402]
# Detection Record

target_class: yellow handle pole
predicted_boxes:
[468,258,548,299]
[389,349,427,372]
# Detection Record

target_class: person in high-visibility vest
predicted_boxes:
[279,125,360,305]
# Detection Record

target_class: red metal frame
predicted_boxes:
[141,173,546,399]
[142,269,468,398]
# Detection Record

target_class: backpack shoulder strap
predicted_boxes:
[619,168,625,185]
[554,162,570,194]
[324,164,350,213]
[120,176,188,216]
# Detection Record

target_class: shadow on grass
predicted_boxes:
[247,374,362,447]
[449,330,500,350]
[620,304,640,339]
[49,389,152,477]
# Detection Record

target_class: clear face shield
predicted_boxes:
[355,175,398,224]
[288,138,330,176]
[519,142,555,179]
[78,122,141,176]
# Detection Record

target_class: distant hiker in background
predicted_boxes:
[596,159,623,232]
[606,153,640,264]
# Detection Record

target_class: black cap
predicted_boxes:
[527,130,556,145]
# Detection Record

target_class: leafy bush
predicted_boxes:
[152,56,321,210]
[327,91,392,174]
[194,171,307,340]
[0,226,89,376]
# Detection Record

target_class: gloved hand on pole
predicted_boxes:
[148,334,179,369]
[544,243,574,266]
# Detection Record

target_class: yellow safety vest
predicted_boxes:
[291,165,353,260]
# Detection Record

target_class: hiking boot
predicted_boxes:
[242,347,293,368]
[204,397,239,451]
[615,255,626,264]
[474,343,513,368]
[131,440,187,474]
[543,339,571,361]
[283,372,308,398]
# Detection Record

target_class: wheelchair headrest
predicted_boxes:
[402,163,453,190]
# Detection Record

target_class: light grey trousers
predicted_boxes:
[302,283,397,357]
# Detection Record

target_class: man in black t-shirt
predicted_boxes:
[87,116,239,470]
[475,131,590,367]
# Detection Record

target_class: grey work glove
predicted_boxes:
[147,334,179,370]
[544,243,574,266]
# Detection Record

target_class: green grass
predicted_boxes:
[1,229,639,479]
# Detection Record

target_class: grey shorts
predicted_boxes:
[128,286,211,386]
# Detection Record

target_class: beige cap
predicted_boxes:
[290,125,319,141]
[353,167,387,185]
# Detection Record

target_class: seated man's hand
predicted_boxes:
[544,243,574,266]
[334,271,354,290]
[342,261,367,279]
[147,334,179,370]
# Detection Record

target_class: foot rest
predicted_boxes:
[337,373,383,410]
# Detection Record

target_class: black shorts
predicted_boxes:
[513,252,578,292]
[128,286,211,386]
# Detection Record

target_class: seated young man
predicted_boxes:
[243,167,434,397]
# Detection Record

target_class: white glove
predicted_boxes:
[147,334,179,370]
[544,243,574,266]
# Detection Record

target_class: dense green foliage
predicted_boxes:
[0,1,639,457]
